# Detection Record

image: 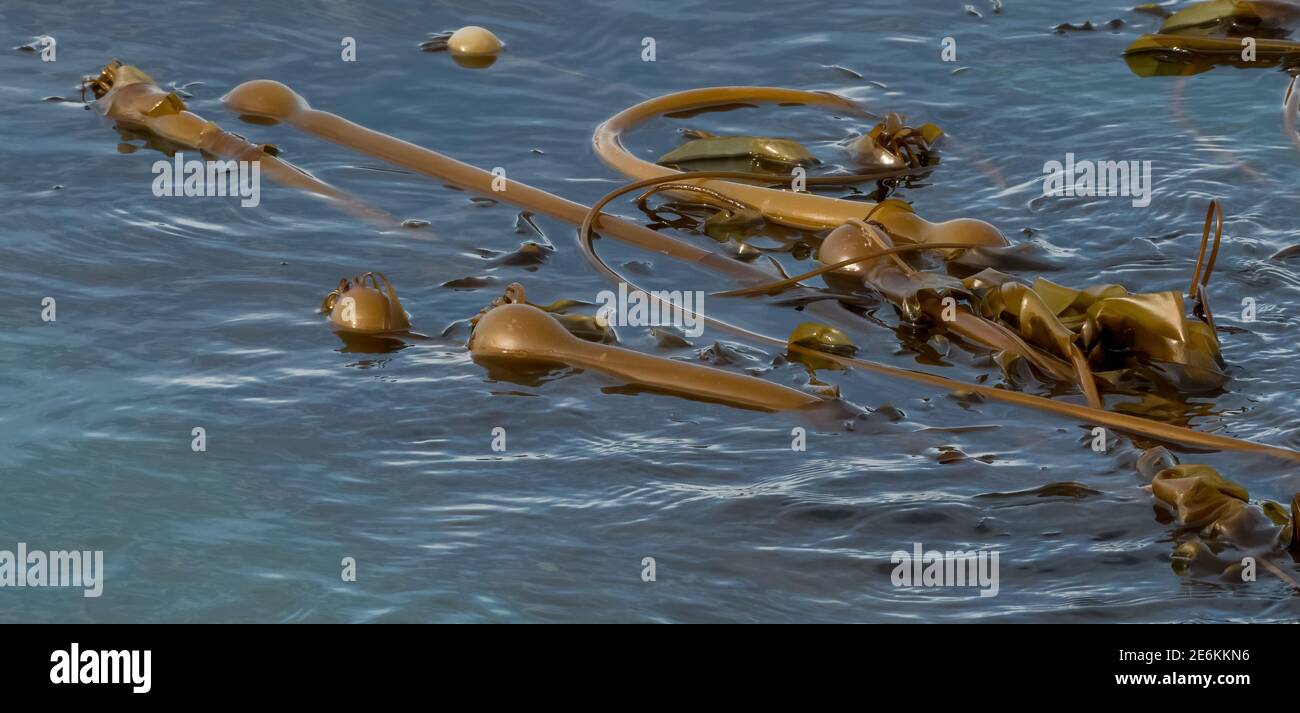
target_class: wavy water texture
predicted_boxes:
[1,0,1299,622]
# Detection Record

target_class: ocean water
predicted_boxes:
[2,0,1298,622]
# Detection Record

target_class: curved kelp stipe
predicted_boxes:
[592,86,1008,246]
[85,61,399,228]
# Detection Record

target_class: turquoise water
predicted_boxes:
[2,0,1299,622]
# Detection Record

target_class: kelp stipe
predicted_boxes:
[592,86,1007,245]
[468,286,822,412]
[85,61,398,228]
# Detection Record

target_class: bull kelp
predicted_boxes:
[66,4,1300,620]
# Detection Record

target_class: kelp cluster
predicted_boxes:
[714,196,1228,412]
[81,57,1300,590]
[963,270,1227,394]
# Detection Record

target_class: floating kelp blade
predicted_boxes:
[1158,0,1300,37]
[1124,33,1300,76]
[1142,447,1300,589]
[658,135,817,174]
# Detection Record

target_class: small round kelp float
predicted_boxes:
[320,273,415,354]
[321,272,411,334]
[420,26,503,68]
[786,322,856,371]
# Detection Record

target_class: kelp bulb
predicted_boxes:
[448,26,503,57]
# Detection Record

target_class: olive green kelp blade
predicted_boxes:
[1159,0,1300,37]
[1124,0,1300,76]
[658,136,817,174]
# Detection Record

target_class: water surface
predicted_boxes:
[2,0,1299,622]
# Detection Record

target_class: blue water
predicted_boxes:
[2,0,1299,622]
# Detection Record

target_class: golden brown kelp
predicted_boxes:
[217,77,1300,460]
[592,86,1007,246]
[1139,447,1300,591]
[1158,0,1300,37]
[708,199,1232,400]
[963,271,1228,393]
[219,79,777,286]
[574,181,1300,460]
[320,272,411,335]
[1124,0,1300,75]
[84,61,398,227]
[1124,33,1300,76]
[579,172,1075,388]
[468,284,822,412]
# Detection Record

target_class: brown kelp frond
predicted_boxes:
[218,77,1299,460]
[738,199,1232,397]
[966,271,1229,393]
[1141,447,1300,591]
[1158,0,1300,38]
[846,113,944,171]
